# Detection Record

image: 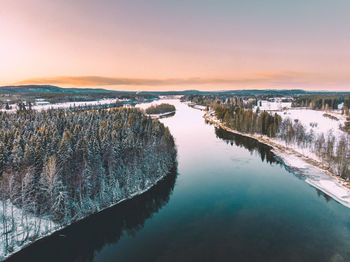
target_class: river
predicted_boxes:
[8,99,350,262]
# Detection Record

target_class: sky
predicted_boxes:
[1,0,350,91]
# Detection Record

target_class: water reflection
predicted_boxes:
[315,188,332,202]
[214,127,337,204]
[214,127,280,165]
[7,167,178,262]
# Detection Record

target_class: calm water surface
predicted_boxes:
[9,100,350,262]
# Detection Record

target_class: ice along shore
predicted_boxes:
[203,112,350,209]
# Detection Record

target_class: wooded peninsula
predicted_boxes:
[0,107,177,255]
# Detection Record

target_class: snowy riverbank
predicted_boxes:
[0,201,59,261]
[147,111,176,119]
[1,171,172,261]
[204,113,350,208]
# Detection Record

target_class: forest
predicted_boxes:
[181,94,257,108]
[213,104,350,179]
[0,107,176,255]
[0,85,158,106]
[214,105,282,137]
[292,95,350,112]
[145,103,176,114]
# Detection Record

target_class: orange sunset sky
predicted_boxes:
[1,0,350,91]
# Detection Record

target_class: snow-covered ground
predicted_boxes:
[33,98,122,110]
[254,100,292,111]
[0,98,127,113]
[276,108,346,138]
[135,96,181,110]
[254,106,348,175]
[147,111,176,119]
[0,171,170,260]
[204,111,350,209]
[0,201,58,260]
[190,104,207,111]
[263,108,350,207]
[274,151,350,208]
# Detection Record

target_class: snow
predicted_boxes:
[276,109,346,138]
[135,96,181,111]
[254,100,292,111]
[205,111,350,209]
[147,111,175,119]
[250,107,348,165]
[274,151,309,169]
[0,200,58,260]
[274,150,350,208]
[134,98,177,118]
[0,97,175,258]
[32,98,121,111]
[306,179,350,208]
[268,109,350,208]
[0,167,169,260]
[338,102,344,110]
[0,98,125,113]
[191,104,207,111]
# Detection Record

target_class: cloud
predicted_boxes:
[14,71,350,91]
[15,71,316,87]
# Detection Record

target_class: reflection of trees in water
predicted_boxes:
[315,188,332,202]
[214,127,335,203]
[7,167,178,262]
[214,127,280,165]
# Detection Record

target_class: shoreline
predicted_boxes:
[3,171,172,261]
[203,112,350,209]
[1,101,177,260]
[147,110,176,118]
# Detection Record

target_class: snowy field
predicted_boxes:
[255,103,348,168]
[254,100,292,111]
[0,98,127,113]
[32,98,121,110]
[254,101,347,138]
[261,108,348,169]
[276,109,346,138]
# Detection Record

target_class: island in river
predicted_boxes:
[144,103,176,119]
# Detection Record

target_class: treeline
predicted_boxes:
[7,169,178,262]
[214,105,282,137]
[292,95,350,113]
[181,95,219,106]
[145,103,176,114]
[0,108,176,253]
[181,94,257,108]
[213,105,350,179]
[184,94,350,114]
[0,91,157,106]
[342,116,350,134]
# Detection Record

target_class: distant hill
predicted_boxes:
[140,89,309,96]
[141,89,350,96]
[1,85,349,96]
[0,85,124,94]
